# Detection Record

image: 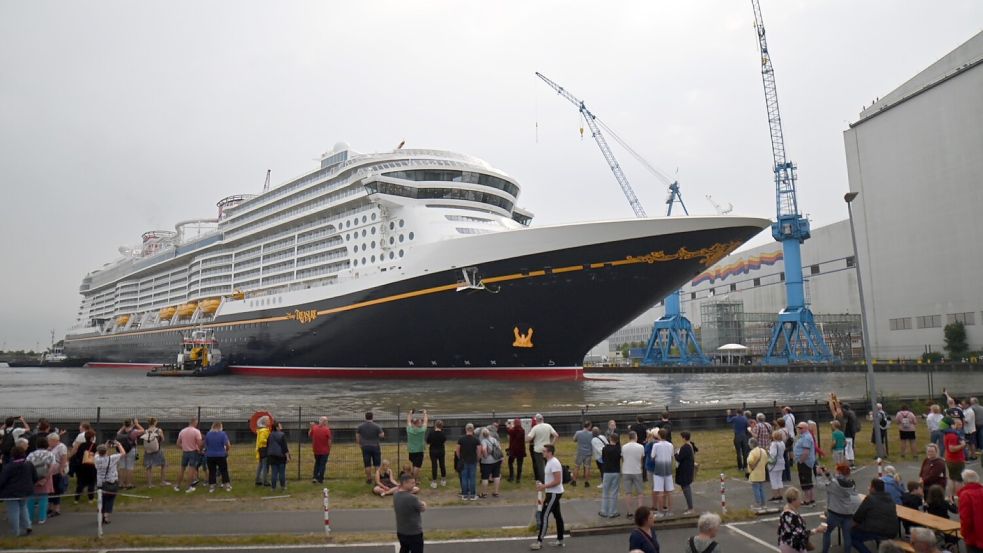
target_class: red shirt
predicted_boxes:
[310,425,332,455]
[944,432,964,462]
[959,482,983,548]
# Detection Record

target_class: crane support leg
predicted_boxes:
[643,291,709,366]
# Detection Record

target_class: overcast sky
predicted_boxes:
[0,1,979,350]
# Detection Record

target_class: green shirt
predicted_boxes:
[407,425,426,453]
[832,429,846,451]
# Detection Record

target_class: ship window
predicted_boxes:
[361,229,367,237]
[353,260,357,266]
[408,232,415,240]
[389,237,395,245]
[390,222,395,230]
[399,235,404,243]
[371,255,376,263]
[371,213,377,221]
[371,241,376,248]
[346,221,350,228]
[389,252,394,259]
[362,216,367,223]
[362,257,366,264]
[399,219,405,228]
[371,227,376,235]
[399,250,404,257]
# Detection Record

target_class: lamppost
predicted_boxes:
[844,191,883,456]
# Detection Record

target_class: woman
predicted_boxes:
[778,487,819,553]
[747,437,768,509]
[47,433,69,517]
[881,465,905,504]
[768,429,787,501]
[920,443,947,491]
[478,427,503,498]
[926,404,943,451]
[373,460,399,496]
[265,422,289,491]
[94,440,126,524]
[140,417,168,487]
[71,429,97,503]
[689,512,722,553]
[627,505,659,553]
[776,418,793,483]
[0,446,36,537]
[254,415,271,487]
[426,419,447,488]
[924,484,959,549]
[204,421,231,492]
[674,431,697,515]
[819,464,860,553]
[506,417,525,484]
[25,435,57,524]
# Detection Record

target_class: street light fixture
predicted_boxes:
[844,191,884,457]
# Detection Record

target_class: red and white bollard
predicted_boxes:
[876,457,883,478]
[323,488,331,536]
[97,488,104,539]
[719,473,727,513]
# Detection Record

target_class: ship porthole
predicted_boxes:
[399,250,404,257]
[408,232,415,240]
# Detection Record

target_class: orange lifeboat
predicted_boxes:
[115,315,130,327]
[199,298,221,315]
[176,302,198,318]
[159,306,177,320]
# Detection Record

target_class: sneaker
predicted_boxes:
[162,480,172,486]
[431,481,438,489]
[584,481,590,488]
[209,485,216,493]
[225,484,232,491]
[190,479,201,487]
[529,542,543,551]
[682,509,695,516]
[469,495,477,501]
[461,495,469,500]
[186,486,196,493]
[174,485,181,492]
[663,510,673,518]
[596,483,604,489]
[441,479,447,487]
[548,541,564,547]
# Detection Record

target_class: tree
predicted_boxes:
[944,321,969,361]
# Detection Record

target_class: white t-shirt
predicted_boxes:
[50,443,69,475]
[591,435,608,461]
[544,456,564,493]
[73,432,87,446]
[650,440,675,477]
[784,413,796,435]
[965,408,977,431]
[621,441,644,475]
[926,413,943,432]
[527,423,556,453]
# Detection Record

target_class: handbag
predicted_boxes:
[82,443,96,465]
[99,458,119,493]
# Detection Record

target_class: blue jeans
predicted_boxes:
[751,481,766,506]
[850,527,889,553]
[822,511,853,553]
[4,499,31,536]
[460,462,477,497]
[26,494,48,523]
[270,462,286,489]
[313,454,329,483]
[255,457,270,484]
[601,472,620,516]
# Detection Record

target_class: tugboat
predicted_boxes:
[147,328,228,377]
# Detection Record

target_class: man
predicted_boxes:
[526,414,557,483]
[572,420,593,487]
[851,478,899,553]
[910,527,944,553]
[751,413,772,450]
[725,408,750,472]
[406,410,428,480]
[606,419,618,439]
[456,423,480,500]
[842,402,859,467]
[308,416,332,484]
[793,422,816,506]
[971,398,983,453]
[946,418,968,497]
[531,444,564,550]
[872,403,890,459]
[621,430,644,516]
[959,469,983,553]
[962,399,978,460]
[650,428,675,517]
[590,427,608,489]
[393,473,427,553]
[599,432,621,518]
[356,412,384,484]
[659,413,672,443]
[782,406,796,438]
[174,417,203,493]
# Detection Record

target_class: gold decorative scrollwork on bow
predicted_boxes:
[626,241,741,267]
[285,309,319,324]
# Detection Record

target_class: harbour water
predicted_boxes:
[1,366,978,417]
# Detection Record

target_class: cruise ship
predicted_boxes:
[64,144,769,379]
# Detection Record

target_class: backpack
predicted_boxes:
[30,452,51,479]
[143,429,161,454]
[644,442,656,472]
[486,437,504,461]
[561,464,572,484]
[116,431,134,453]
[688,536,718,553]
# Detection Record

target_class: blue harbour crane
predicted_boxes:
[535,71,707,365]
[750,0,834,364]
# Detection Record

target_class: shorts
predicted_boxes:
[575,452,592,468]
[947,461,965,482]
[900,430,916,441]
[409,452,424,468]
[144,451,166,468]
[119,449,136,470]
[622,473,643,494]
[797,463,814,490]
[651,474,674,492]
[181,450,200,468]
[361,445,381,468]
[480,461,502,480]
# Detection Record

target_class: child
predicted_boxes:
[925,484,959,548]
[830,421,846,465]
[900,481,924,534]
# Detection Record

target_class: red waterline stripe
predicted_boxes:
[229,365,583,381]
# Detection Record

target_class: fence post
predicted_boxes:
[197,406,201,425]
[719,473,727,513]
[396,404,401,467]
[96,406,101,441]
[97,488,103,538]
[298,406,303,480]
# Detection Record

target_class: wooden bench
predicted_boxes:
[894,503,961,539]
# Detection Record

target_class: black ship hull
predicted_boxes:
[65,224,764,380]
